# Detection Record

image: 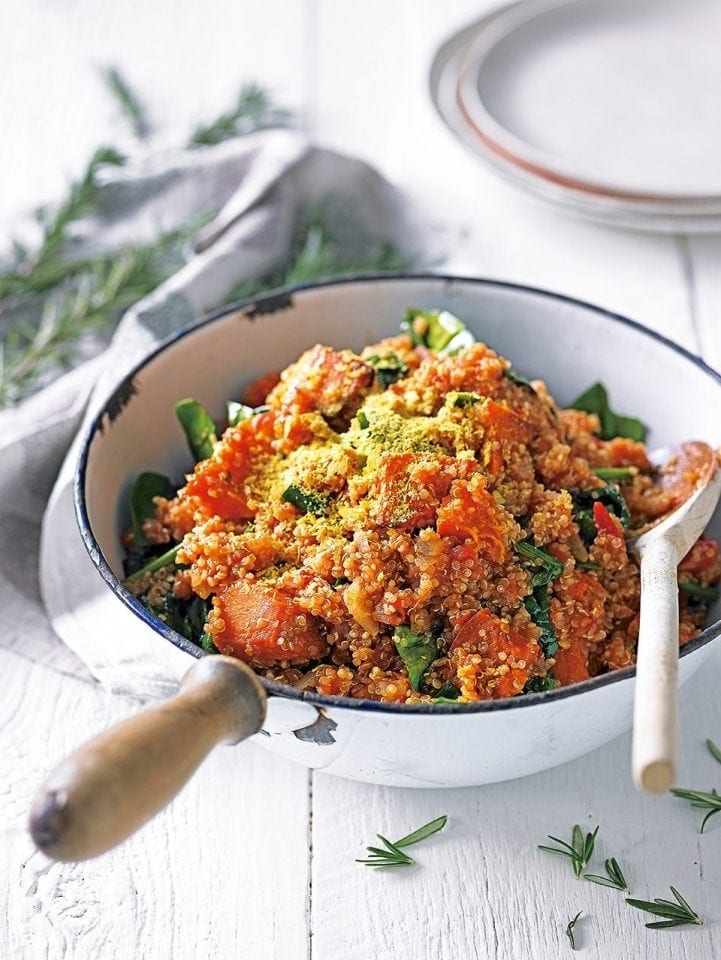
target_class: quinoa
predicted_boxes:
[125,317,721,704]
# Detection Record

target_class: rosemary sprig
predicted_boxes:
[626,886,703,929]
[189,82,289,147]
[0,147,126,301]
[707,739,721,765]
[103,67,150,139]
[356,814,447,868]
[584,857,629,892]
[566,911,583,950]
[225,214,408,305]
[670,786,721,833]
[0,227,196,406]
[538,825,599,878]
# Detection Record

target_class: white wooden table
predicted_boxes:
[3,2,721,957]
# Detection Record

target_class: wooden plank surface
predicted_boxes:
[3,1,721,959]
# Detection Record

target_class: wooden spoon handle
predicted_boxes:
[632,538,679,793]
[29,656,266,861]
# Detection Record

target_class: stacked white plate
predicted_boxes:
[430,0,721,233]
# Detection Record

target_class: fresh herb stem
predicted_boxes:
[566,911,583,950]
[594,466,637,481]
[103,66,150,139]
[127,544,180,582]
[356,815,447,868]
[706,739,721,766]
[670,786,721,833]
[679,579,719,601]
[189,82,289,147]
[584,857,629,892]
[538,825,599,879]
[626,887,703,929]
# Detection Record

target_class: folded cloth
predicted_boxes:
[0,129,428,702]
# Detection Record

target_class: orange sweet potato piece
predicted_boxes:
[183,411,276,520]
[214,581,328,666]
[552,643,590,687]
[267,344,373,420]
[243,371,281,407]
[451,608,540,699]
[367,454,474,530]
[437,474,512,563]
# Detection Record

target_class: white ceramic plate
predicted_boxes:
[459,0,721,201]
[430,2,721,232]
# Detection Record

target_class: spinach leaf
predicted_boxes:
[282,484,328,515]
[126,543,180,582]
[175,398,217,460]
[357,410,370,429]
[679,579,719,601]
[393,625,438,691]
[226,401,270,427]
[570,382,647,442]
[160,592,211,642]
[570,486,631,546]
[201,632,220,654]
[524,675,559,693]
[503,367,535,391]
[514,540,563,657]
[514,540,565,587]
[451,391,481,408]
[435,682,460,701]
[364,351,409,389]
[401,308,476,355]
[130,471,175,546]
[524,584,558,657]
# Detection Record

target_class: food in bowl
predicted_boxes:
[123,308,721,704]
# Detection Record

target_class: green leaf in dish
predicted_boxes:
[401,308,476,355]
[570,381,647,442]
[174,398,217,461]
[130,471,175,546]
[393,625,438,692]
[281,484,328,516]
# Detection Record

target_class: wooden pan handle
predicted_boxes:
[29,656,266,861]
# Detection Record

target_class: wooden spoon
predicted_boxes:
[630,441,721,793]
[29,656,266,861]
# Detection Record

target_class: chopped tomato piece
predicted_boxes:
[593,501,624,539]
[214,581,328,666]
[437,474,512,563]
[450,608,540,698]
[679,538,719,575]
[184,411,276,520]
[243,371,280,407]
[552,643,590,687]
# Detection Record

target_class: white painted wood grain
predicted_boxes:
[2,648,310,960]
[311,646,721,960]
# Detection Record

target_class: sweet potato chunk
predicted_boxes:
[437,474,513,564]
[267,344,373,422]
[368,453,474,530]
[451,608,541,699]
[214,581,328,666]
[183,411,276,521]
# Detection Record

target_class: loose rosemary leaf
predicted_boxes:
[103,66,150,139]
[626,887,703,929]
[670,786,721,833]
[189,82,289,147]
[707,739,721,765]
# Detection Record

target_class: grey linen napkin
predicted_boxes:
[1,129,427,700]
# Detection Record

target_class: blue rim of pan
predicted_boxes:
[75,273,721,714]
